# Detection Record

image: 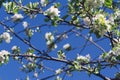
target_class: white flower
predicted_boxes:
[55,69,63,74]
[23,21,28,28]
[63,43,71,50]
[56,76,62,80]
[34,72,38,78]
[106,23,111,32]
[44,6,60,18]
[45,32,54,41]
[0,50,10,56]
[77,55,86,60]
[76,54,90,62]
[11,13,23,21]
[54,44,57,49]
[85,0,104,8]
[1,32,12,43]
[84,17,91,25]
[93,14,106,25]
[46,41,57,49]
[93,13,114,32]
[41,0,47,7]
[26,76,30,80]
[12,46,17,51]
[0,50,10,63]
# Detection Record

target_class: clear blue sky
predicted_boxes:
[0,0,118,80]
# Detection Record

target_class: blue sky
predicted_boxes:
[0,0,119,80]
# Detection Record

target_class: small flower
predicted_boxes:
[23,21,28,28]
[63,43,71,50]
[34,72,38,78]
[0,50,10,63]
[12,46,18,51]
[0,50,10,55]
[84,17,91,25]
[11,13,23,21]
[44,6,60,19]
[26,76,30,80]
[76,54,90,63]
[93,14,106,25]
[85,0,104,8]
[53,44,57,49]
[40,0,47,7]
[1,32,12,43]
[56,76,62,80]
[45,32,54,41]
[55,69,63,75]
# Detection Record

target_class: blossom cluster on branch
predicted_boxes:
[0,0,120,80]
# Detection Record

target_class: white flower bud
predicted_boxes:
[12,46,18,51]
[23,21,28,28]
[55,69,63,75]
[63,43,71,50]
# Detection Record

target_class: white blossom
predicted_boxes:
[40,0,47,7]
[76,54,90,62]
[0,50,10,63]
[0,50,10,56]
[114,9,120,19]
[93,13,112,32]
[23,21,28,28]
[54,44,57,49]
[93,14,106,25]
[63,43,71,50]
[85,0,104,8]
[26,76,30,80]
[34,72,38,78]
[11,13,23,21]
[44,6,60,18]
[1,32,12,43]
[45,32,54,41]
[84,17,91,25]
[55,69,63,75]
[12,46,18,51]
[56,76,62,80]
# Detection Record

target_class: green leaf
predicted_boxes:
[105,0,112,8]
[27,48,34,53]
[116,55,120,60]
[54,2,60,8]
[44,18,50,22]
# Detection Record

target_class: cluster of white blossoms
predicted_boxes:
[93,13,113,32]
[40,0,47,7]
[114,9,120,19]
[11,13,23,21]
[0,50,10,63]
[63,43,71,51]
[44,6,60,19]
[85,0,104,8]
[45,32,57,49]
[100,46,120,62]
[0,32,12,43]
[76,54,90,63]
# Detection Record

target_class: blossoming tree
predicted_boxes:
[0,0,120,80]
